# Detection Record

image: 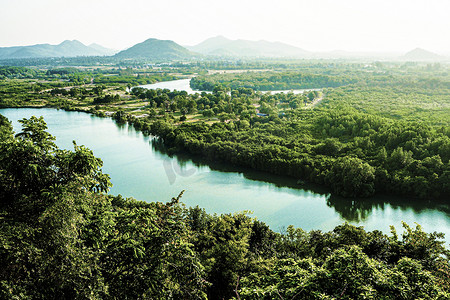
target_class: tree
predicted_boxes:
[327,156,376,197]
[0,117,207,299]
[0,116,112,298]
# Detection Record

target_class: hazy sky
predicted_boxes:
[1,0,449,53]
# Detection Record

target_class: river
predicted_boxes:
[139,78,315,95]
[2,107,450,244]
[139,79,200,94]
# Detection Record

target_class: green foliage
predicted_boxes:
[322,85,450,127]
[0,66,38,79]
[0,116,207,299]
[93,94,120,104]
[326,156,375,197]
[101,195,207,299]
[93,73,177,86]
[0,114,12,141]
[239,223,450,300]
[190,71,357,91]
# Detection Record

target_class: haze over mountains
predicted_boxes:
[401,48,445,61]
[0,37,447,61]
[0,40,117,59]
[186,36,311,57]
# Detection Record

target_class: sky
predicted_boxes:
[0,0,449,54]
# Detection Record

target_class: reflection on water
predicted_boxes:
[1,107,450,244]
[327,194,450,223]
[151,136,331,197]
[327,196,388,222]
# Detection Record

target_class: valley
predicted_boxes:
[1,35,449,299]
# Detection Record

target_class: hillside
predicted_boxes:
[88,43,118,56]
[188,36,310,57]
[0,40,113,59]
[114,38,197,60]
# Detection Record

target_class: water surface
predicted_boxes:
[2,108,450,244]
[139,78,316,95]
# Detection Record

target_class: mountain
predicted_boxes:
[0,40,113,59]
[187,36,310,58]
[89,43,118,56]
[187,36,232,54]
[114,38,197,60]
[402,48,444,61]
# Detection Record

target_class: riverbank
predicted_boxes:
[3,107,450,244]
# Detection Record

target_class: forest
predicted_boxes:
[190,70,358,91]
[1,115,449,299]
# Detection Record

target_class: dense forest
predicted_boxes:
[190,71,358,91]
[190,62,449,92]
[1,115,449,299]
[0,65,178,86]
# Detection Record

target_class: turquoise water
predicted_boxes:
[2,108,450,244]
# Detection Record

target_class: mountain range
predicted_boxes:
[0,40,116,59]
[0,37,447,61]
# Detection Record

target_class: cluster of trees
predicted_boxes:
[0,115,206,298]
[45,67,179,87]
[0,56,118,67]
[0,67,94,85]
[190,71,357,91]
[46,67,82,75]
[259,90,319,112]
[130,86,261,119]
[93,94,120,104]
[190,62,450,95]
[0,66,37,79]
[127,85,318,124]
[93,73,177,86]
[0,80,70,107]
[322,85,450,127]
[1,115,449,299]
[1,65,182,88]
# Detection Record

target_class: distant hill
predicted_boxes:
[187,36,310,58]
[0,40,114,59]
[187,36,232,54]
[402,48,444,61]
[88,43,118,56]
[114,38,197,60]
